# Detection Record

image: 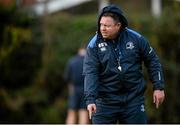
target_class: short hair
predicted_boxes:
[101,12,120,24]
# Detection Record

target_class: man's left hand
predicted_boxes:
[153,90,165,109]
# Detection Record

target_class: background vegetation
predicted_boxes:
[0,0,180,123]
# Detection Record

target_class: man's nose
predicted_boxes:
[101,25,106,31]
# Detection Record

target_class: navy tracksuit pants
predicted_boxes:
[92,100,147,124]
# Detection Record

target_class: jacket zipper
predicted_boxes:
[113,40,122,72]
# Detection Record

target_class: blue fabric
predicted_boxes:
[64,54,86,109]
[64,55,84,88]
[68,87,86,109]
[88,34,98,48]
[83,28,165,106]
[92,99,147,124]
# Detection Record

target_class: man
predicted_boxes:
[64,47,89,124]
[83,4,165,124]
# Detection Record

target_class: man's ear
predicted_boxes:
[117,22,121,29]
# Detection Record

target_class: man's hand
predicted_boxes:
[87,104,96,119]
[153,90,165,109]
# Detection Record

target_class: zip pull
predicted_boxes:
[117,58,122,71]
[118,66,122,71]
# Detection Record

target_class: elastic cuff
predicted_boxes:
[153,84,164,91]
[86,99,96,106]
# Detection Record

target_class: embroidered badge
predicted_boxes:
[98,42,108,52]
[126,41,134,50]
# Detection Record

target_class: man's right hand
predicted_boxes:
[87,104,96,120]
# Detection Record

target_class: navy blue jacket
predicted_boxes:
[83,5,164,106]
[83,28,164,106]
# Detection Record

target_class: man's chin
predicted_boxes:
[102,35,109,39]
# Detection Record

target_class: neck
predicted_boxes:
[78,49,86,56]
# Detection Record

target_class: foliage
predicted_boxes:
[0,7,97,123]
[154,5,180,123]
[0,4,43,123]
[0,5,42,89]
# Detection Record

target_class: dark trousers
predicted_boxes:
[92,101,147,124]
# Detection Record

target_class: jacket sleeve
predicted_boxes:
[139,36,165,91]
[83,35,100,105]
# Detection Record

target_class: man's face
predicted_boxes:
[100,16,121,39]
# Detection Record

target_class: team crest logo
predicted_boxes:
[98,42,108,52]
[126,41,134,50]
